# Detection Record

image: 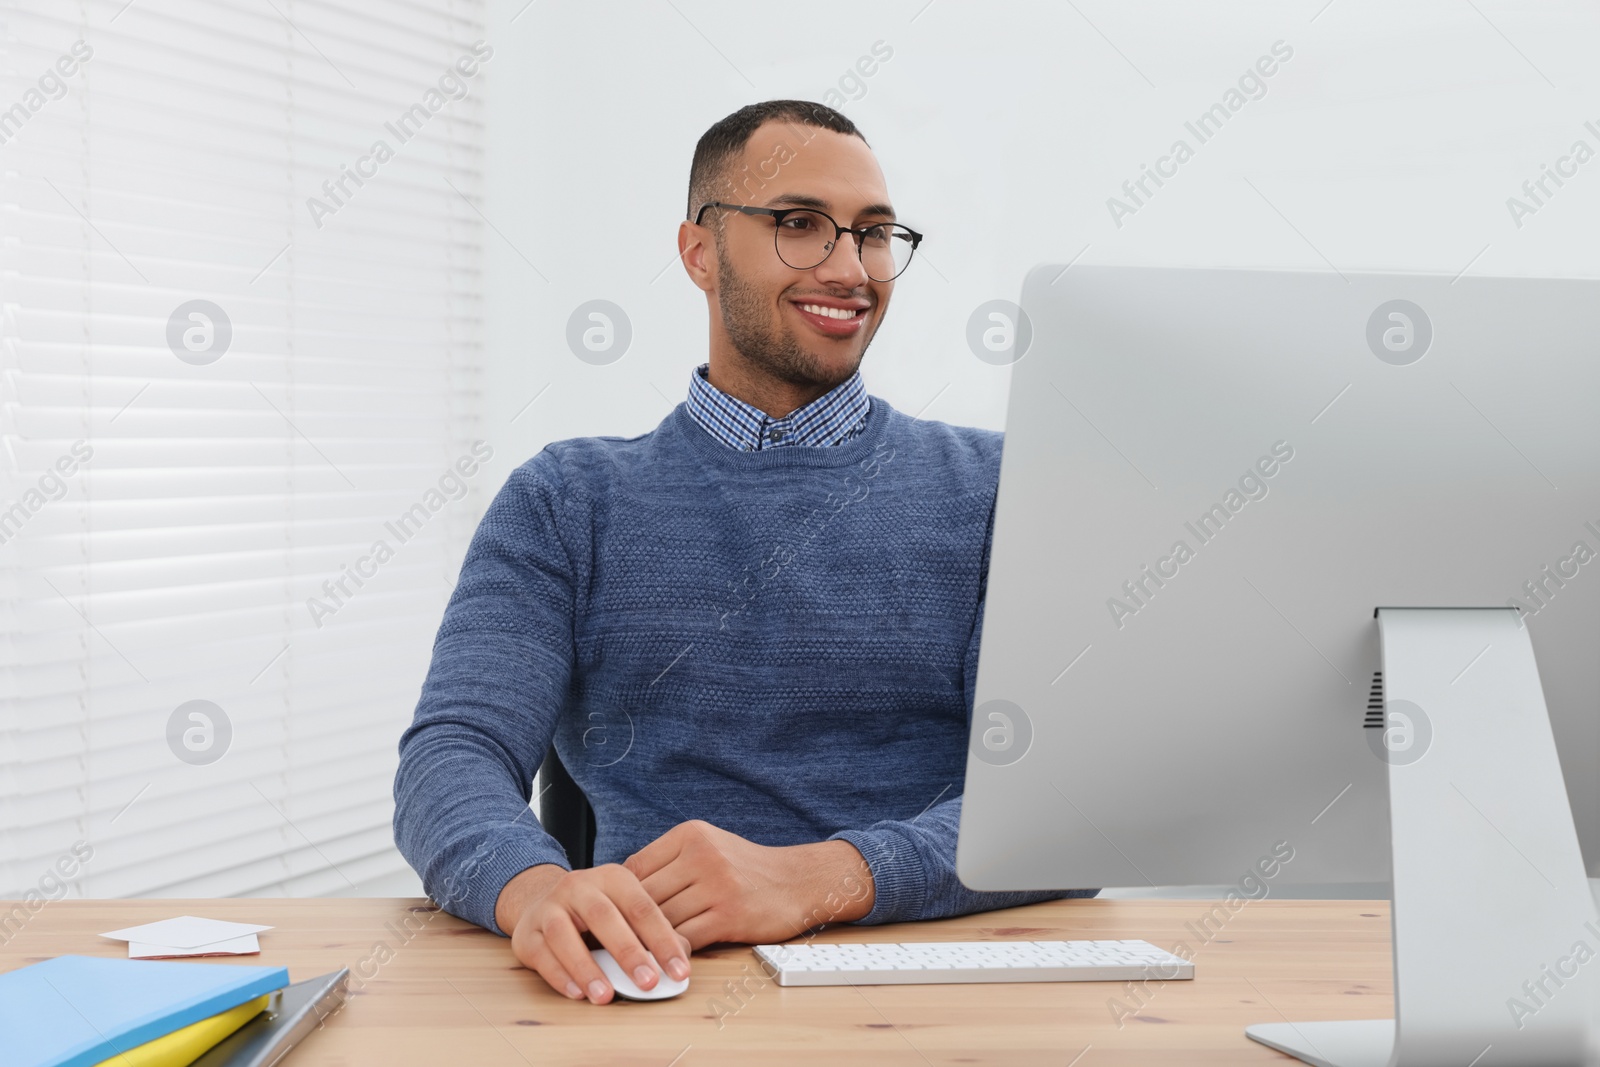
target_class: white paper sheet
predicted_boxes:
[127,933,262,959]
[101,916,274,958]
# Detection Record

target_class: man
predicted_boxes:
[393,99,1095,1006]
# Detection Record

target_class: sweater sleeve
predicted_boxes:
[826,796,1096,925]
[392,450,578,936]
[825,479,1099,925]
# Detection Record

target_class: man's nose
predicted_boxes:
[812,233,870,288]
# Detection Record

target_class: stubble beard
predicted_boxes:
[715,245,872,390]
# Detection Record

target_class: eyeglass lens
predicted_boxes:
[772,210,916,281]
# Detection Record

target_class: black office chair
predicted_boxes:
[537,743,595,870]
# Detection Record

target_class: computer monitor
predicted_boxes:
[956,265,1600,1065]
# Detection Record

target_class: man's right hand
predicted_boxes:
[494,863,692,1005]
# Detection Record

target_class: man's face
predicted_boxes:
[703,121,897,390]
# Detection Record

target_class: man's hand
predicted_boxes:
[623,820,876,950]
[495,863,692,1005]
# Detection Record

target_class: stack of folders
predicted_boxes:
[0,955,349,1067]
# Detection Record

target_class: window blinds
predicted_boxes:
[1,0,487,901]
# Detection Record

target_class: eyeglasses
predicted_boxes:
[694,202,923,282]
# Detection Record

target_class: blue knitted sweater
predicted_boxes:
[393,397,1096,936]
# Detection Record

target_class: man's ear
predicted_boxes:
[678,220,715,294]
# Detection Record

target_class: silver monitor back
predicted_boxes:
[956,264,1600,893]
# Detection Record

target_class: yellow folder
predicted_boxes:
[91,994,270,1067]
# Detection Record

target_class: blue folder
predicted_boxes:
[0,955,290,1067]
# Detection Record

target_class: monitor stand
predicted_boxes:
[1247,607,1598,1067]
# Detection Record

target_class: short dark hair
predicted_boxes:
[686,99,868,222]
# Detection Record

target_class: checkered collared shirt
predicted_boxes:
[684,363,870,452]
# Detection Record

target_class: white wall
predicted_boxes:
[464,2,1600,897]
[480,0,1599,458]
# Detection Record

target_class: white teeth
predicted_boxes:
[799,303,859,320]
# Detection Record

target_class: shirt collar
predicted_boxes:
[685,363,870,452]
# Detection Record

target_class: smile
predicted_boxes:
[796,302,863,320]
[791,300,869,337]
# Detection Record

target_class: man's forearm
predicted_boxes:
[494,863,569,936]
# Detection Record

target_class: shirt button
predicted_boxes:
[768,429,783,443]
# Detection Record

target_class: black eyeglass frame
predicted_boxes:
[693,201,924,281]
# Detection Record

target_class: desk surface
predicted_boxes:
[1,896,1393,1065]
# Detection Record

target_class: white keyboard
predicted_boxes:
[752,939,1193,987]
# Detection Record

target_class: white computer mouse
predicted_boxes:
[589,948,690,1001]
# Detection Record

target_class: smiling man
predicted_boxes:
[393,99,1095,1007]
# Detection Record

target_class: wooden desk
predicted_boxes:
[0,897,1393,1065]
